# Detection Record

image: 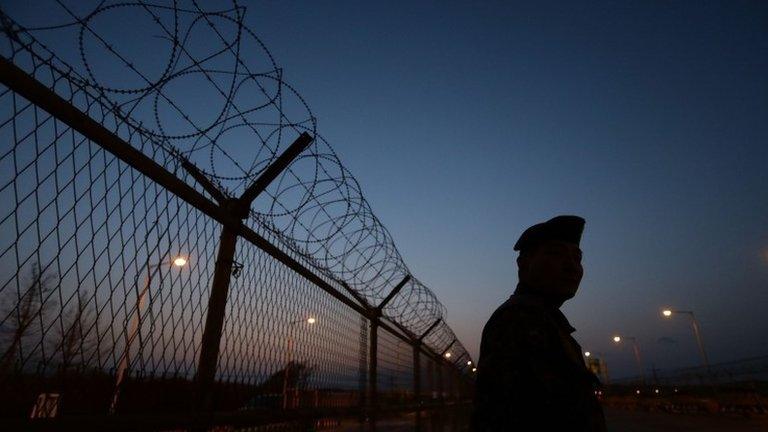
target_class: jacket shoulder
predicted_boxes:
[483,297,550,334]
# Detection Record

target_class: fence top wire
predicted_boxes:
[0,0,473,362]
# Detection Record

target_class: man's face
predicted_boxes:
[518,240,584,301]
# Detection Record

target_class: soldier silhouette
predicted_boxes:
[472,215,606,431]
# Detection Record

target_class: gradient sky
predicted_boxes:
[244,1,768,378]
[4,0,768,379]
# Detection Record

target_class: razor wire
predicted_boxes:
[0,0,467,355]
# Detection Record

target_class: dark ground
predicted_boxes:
[333,408,768,431]
[604,408,768,432]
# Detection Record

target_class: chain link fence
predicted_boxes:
[0,1,474,429]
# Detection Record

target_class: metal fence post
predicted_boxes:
[195,216,240,411]
[437,360,444,401]
[358,314,369,409]
[368,312,379,412]
[194,134,313,414]
[413,342,421,403]
[364,312,381,432]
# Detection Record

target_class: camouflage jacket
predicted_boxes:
[472,292,606,431]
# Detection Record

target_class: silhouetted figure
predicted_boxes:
[472,215,606,431]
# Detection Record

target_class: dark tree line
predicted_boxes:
[1,262,105,376]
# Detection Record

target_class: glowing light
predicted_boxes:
[662,309,672,317]
[613,336,621,343]
[307,317,316,324]
[467,360,472,366]
[584,351,591,357]
[444,352,452,358]
[654,389,660,394]
[173,256,187,267]
[635,389,640,395]
[472,367,477,372]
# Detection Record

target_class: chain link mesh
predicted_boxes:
[0,0,475,427]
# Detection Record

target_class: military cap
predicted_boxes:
[513,215,585,252]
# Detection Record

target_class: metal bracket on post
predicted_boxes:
[180,158,229,204]
[418,318,442,343]
[239,132,314,204]
[340,280,374,311]
[194,133,314,417]
[376,275,411,312]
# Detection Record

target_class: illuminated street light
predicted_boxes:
[584,351,591,357]
[612,334,645,384]
[111,253,188,414]
[660,307,710,369]
[284,315,317,409]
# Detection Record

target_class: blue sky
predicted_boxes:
[244,1,768,378]
[3,0,767,379]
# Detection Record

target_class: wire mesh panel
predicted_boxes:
[214,238,366,411]
[0,63,220,416]
[420,353,439,402]
[376,326,414,405]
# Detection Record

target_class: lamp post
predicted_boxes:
[661,308,710,369]
[282,316,316,409]
[613,335,644,384]
[110,255,187,414]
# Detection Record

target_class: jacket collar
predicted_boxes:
[510,284,576,334]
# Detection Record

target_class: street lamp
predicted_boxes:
[283,316,316,409]
[110,254,187,413]
[661,308,710,368]
[613,335,645,384]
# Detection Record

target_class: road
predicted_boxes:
[604,408,768,432]
[333,408,768,431]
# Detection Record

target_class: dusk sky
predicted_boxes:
[245,1,768,378]
[4,0,768,379]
